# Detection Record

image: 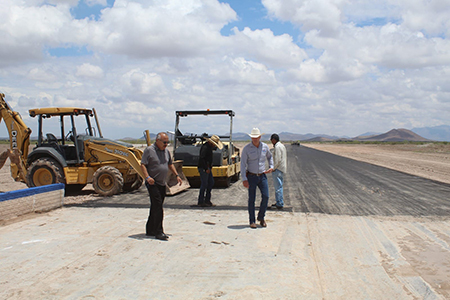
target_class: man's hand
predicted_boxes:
[264,168,273,174]
[243,180,249,188]
[146,177,155,185]
[206,168,211,174]
[177,176,183,186]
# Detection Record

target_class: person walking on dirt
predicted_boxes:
[269,133,287,209]
[141,132,183,241]
[241,128,273,229]
[197,135,223,207]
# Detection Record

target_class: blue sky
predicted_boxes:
[1,0,450,139]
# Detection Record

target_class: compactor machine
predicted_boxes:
[173,110,240,187]
[0,92,189,196]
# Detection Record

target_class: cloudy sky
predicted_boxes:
[1,0,449,139]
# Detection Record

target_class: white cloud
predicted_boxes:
[121,69,166,96]
[76,63,104,79]
[1,0,450,139]
[210,56,276,86]
[263,0,346,36]
[399,0,450,37]
[229,27,308,68]
[84,0,237,58]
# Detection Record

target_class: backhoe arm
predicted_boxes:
[0,93,32,182]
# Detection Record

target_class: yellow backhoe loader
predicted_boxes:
[0,92,189,196]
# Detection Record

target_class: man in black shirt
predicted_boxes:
[197,135,223,207]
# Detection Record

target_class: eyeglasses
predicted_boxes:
[159,140,169,145]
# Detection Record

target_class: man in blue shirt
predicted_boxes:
[240,128,274,228]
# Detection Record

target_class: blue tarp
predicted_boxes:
[0,183,65,202]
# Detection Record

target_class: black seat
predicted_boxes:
[46,133,58,143]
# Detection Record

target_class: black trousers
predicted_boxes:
[145,182,166,235]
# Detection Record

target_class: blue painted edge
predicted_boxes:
[0,183,65,202]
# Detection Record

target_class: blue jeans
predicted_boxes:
[198,168,214,205]
[247,173,269,224]
[272,169,284,207]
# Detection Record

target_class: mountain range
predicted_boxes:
[125,125,450,142]
[232,125,450,142]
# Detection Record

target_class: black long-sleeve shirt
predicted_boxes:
[197,142,213,170]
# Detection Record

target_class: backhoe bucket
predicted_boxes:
[0,149,9,170]
[165,160,190,195]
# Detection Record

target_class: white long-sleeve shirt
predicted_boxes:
[240,142,273,182]
[273,141,287,173]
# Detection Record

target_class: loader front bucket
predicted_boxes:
[165,160,190,195]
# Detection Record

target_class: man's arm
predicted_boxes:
[240,145,249,188]
[273,144,280,170]
[141,163,155,185]
[265,144,274,173]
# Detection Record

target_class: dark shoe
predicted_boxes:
[276,205,283,210]
[146,232,156,237]
[155,233,169,240]
[267,204,277,210]
[257,218,267,227]
[250,223,257,229]
[204,202,216,207]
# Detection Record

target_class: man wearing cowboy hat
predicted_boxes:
[240,128,274,228]
[197,134,223,207]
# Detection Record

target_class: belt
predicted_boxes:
[246,171,264,176]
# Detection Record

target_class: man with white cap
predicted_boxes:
[240,128,274,228]
[197,134,223,207]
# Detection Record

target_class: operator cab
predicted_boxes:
[29,107,102,165]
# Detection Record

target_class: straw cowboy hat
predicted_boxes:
[206,134,223,149]
[248,128,262,138]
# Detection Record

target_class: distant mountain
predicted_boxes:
[120,137,138,141]
[356,132,381,139]
[115,126,448,143]
[356,128,429,142]
[411,125,450,141]
[303,136,334,142]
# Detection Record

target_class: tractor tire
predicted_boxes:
[232,171,240,182]
[26,157,65,187]
[224,176,232,187]
[93,166,124,196]
[123,176,143,192]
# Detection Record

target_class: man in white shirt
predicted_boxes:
[241,128,273,228]
[270,133,287,209]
